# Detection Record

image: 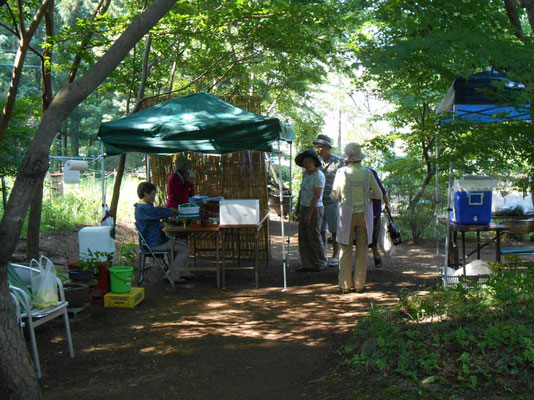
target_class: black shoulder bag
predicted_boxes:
[384,204,402,246]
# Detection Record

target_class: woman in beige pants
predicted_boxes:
[330,143,383,293]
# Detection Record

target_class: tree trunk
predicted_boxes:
[26,180,43,260]
[69,110,81,157]
[109,154,126,221]
[0,0,54,147]
[109,35,152,222]
[27,0,54,261]
[0,282,41,399]
[0,0,179,396]
[1,175,6,210]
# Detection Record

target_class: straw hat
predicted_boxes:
[295,150,321,168]
[174,156,190,171]
[313,134,333,148]
[344,143,365,162]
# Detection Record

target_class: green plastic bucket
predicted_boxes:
[109,266,134,293]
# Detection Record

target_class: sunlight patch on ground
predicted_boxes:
[83,343,134,353]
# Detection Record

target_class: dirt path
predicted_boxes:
[30,221,443,399]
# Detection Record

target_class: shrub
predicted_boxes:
[343,266,534,397]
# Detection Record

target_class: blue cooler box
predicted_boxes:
[452,177,497,225]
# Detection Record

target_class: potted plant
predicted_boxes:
[69,250,113,294]
[58,270,92,308]
[115,243,139,268]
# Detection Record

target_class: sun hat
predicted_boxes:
[174,156,190,171]
[344,143,366,162]
[295,150,321,168]
[313,134,333,148]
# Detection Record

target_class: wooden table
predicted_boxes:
[438,216,510,268]
[164,223,222,288]
[164,214,270,289]
[219,214,270,289]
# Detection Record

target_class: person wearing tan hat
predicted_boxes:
[165,155,195,279]
[330,143,384,293]
[295,150,328,272]
[166,155,196,208]
[313,134,344,267]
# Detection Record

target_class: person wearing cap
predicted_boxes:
[295,149,328,272]
[313,134,344,267]
[166,155,196,208]
[330,143,384,293]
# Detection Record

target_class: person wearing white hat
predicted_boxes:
[330,143,384,293]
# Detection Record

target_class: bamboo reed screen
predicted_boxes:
[146,94,269,260]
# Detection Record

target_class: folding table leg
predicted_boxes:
[254,229,259,288]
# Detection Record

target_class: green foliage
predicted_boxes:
[116,243,138,267]
[38,191,100,234]
[0,183,102,237]
[343,266,534,396]
[79,249,112,273]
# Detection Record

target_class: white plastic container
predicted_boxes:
[219,199,260,225]
[78,226,115,261]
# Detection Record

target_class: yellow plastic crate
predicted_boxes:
[104,287,145,308]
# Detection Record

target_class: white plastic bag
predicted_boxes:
[101,204,114,227]
[379,217,396,256]
[491,191,505,213]
[523,194,534,213]
[31,256,58,309]
[503,192,525,214]
[452,260,492,276]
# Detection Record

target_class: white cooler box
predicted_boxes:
[219,199,259,225]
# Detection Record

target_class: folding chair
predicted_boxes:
[134,222,175,287]
[8,263,74,379]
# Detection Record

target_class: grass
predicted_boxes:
[0,174,144,237]
[333,263,534,399]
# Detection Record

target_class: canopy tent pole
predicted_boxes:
[287,141,293,249]
[101,142,106,212]
[442,105,456,286]
[435,136,440,268]
[278,140,287,291]
[145,154,151,181]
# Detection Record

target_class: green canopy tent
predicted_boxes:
[98,93,293,289]
[98,93,293,155]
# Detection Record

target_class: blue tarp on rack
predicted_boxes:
[436,69,531,124]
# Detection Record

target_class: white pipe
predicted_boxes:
[278,140,287,291]
[101,142,106,210]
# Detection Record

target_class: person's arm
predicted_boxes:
[330,170,342,202]
[306,187,323,225]
[136,205,174,221]
[371,169,388,204]
[369,171,383,200]
[306,172,325,225]
[188,182,195,197]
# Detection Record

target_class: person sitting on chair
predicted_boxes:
[135,182,191,283]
